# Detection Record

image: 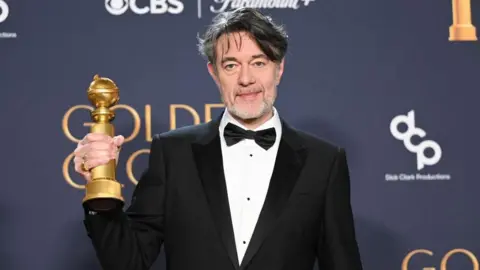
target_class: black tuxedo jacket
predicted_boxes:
[83,116,363,270]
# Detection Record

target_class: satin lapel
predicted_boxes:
[239,121,307,269]
[192,120,240,269]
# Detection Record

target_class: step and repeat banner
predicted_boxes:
[1,0,479,269]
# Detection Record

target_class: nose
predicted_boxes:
[238,65,255,86]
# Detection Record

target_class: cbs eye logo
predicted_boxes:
[105,0,184,15]
[106,0,128,15]
[0,0,9,23]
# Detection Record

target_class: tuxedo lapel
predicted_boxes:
[239,120,307,269]
[192,118,240,269]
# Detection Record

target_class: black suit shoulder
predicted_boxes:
[288,124,344,157]
[151,122,214,144]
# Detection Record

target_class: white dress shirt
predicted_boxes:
[218,107,282,264]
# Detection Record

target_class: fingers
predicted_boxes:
[73,155,91,182]
[73,133,125,182]
[113,135,125,148]
[112,135,124,165]
[79,133,113,145]
[74,143,116,163]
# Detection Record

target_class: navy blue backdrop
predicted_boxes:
[1,0,479,269]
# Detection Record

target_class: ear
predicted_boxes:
[275,58,285,86]
[207,62,220,86]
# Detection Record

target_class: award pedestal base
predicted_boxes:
[83,179,124,211]
[449,24,477,41]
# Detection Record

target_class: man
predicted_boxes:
[74,7,363,270]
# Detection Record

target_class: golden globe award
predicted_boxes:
[82,74,124,211]
[449,0,477,41]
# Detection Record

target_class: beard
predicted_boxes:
[228,100,271,120]
[219,85,277,121]
[227,88,276,120]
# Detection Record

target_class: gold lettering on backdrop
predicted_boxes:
[63,103,224,189]
[62,152,85,189]
[449,0,477,41]
[402,249,434,270]
[441,249,479,270]
[62,105,93,143]
[145,105,152,142]
[402,249,479,270]
[205,103,225,122]
[61,104,141,143]
[169,104,201,130]
[126,149,150,185]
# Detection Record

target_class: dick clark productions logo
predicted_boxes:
[386,110,451,182]
[0,0,9,23]
[390,110,442,170]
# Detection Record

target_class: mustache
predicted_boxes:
[235,88,262,95]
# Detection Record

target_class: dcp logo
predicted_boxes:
[105,0,184,15]
[390,110,442,170]
[0,0,9,23]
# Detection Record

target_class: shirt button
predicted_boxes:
[243,241,247,244]
[247,197,250,201]
[249,154,253,157]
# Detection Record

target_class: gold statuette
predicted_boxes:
[82,74,124,211]
[449,0,477,41]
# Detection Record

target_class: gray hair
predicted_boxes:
[197,7,288,67]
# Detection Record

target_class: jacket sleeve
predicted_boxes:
[317,147,363,269]
[82,134,167,270]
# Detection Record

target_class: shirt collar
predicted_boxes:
[219,107,282,143]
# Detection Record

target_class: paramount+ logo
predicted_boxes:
[105,0,184,15]
[385,110,451,182]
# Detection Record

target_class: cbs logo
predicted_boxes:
[402,249,478,270]
[62,103,224,189]
[105,0,184,15]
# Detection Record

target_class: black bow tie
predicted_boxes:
[223,122,277,150]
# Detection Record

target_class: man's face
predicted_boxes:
[208,31,284,121]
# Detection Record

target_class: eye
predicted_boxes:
[252,61,266,67]
[224,63,237,70]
